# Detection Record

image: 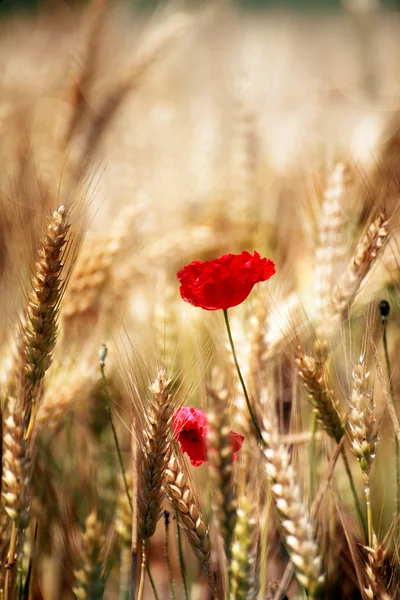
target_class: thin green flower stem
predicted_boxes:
[146,563,160,600]
[100,364,133,513]
[163,513,176,600]
[309,411,318,508]
[382,322,400,522]
[341,447,368,542]
[223,309,265,446]
[175,512,189,600]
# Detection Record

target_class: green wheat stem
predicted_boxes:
[163,512,176,600]
[175,512,189,600]
[341,447,368,541]
[146,562,160,600]
[382,321,400,522]
[223,309,264,445]
[100,360,133,514]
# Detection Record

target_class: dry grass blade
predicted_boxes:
[165,453,213,584]
[138,370,174,544]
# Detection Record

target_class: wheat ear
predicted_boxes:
[61,0,109,148]
[83,13,190,164]
[22,206,70,413]
[73,510,106,600]
[34,359,99,434]
[330,213,389,316]
[229,496,257,600]
[138,371,173,544]
[364,534,389,600]
[296,346,344,443]
[262,417,325,598]
[207,380,237,562]
[165,454,213,584]
[2,397,30,529]
[62,205,139,330]
[315,162,348,321]
[348,356,378,546]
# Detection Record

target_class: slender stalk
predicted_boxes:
[99,347,133,513]
[364,474,373,547]
[341,447,368,541]
[223,309,264,445]
[5,521,17,600]
[137,546,147,600]
[163,512,176,600]
[309,412,318,507]
[175,512,189,600]
[382,321,399,521]
[146,563,160,600]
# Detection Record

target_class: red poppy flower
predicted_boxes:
[177,251,276,311]
[172,407,245,466]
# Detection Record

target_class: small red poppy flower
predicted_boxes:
[172,406,245,466]
[177,251,276,311]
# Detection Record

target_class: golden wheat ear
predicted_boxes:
[73,510,106,599]
[165,453,213,586]
[261,415,325,598]
[207,375,238,563]
[330,212,389,317]
[137,370,174,545]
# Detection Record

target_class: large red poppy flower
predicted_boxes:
[172,406,245,466]
[177,251,276,311]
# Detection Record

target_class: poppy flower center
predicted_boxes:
[179,429,202,443]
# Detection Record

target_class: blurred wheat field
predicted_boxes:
[2,1,400,599]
